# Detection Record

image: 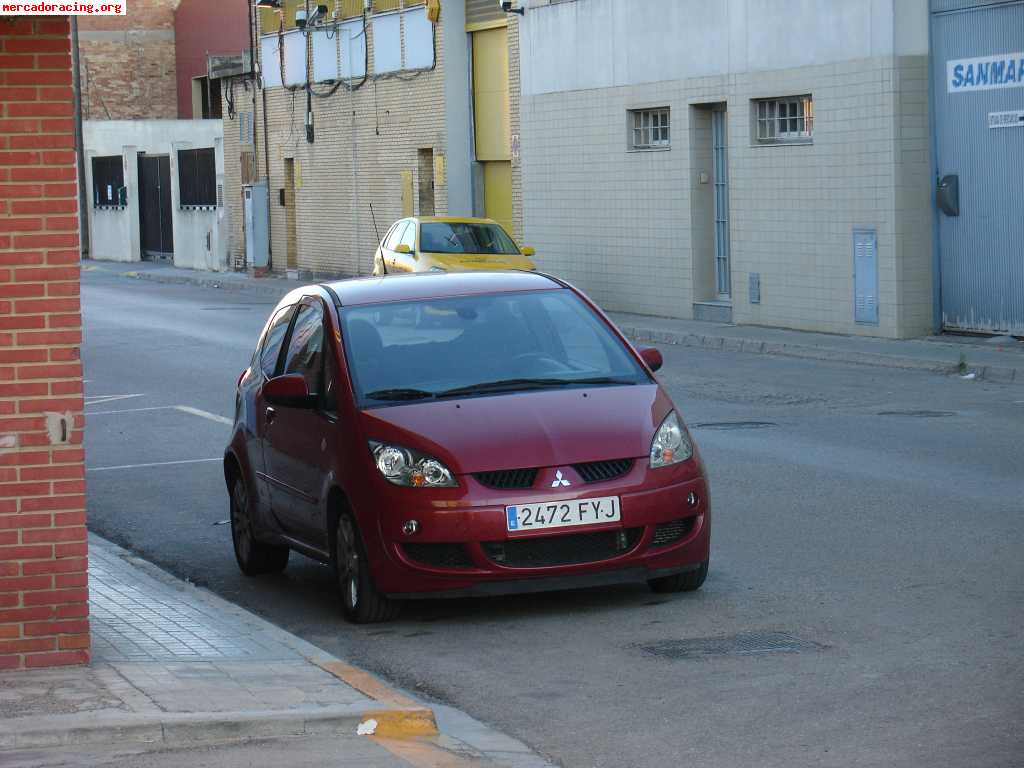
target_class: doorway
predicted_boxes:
[418,148,435,216]
[711,107,731,301]
[137,155,173,261]
[284,158,298,271]
[471,25,513,235]
[689,103,732,322]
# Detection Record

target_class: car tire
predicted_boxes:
[230,475,289,576]
[647,560,708,594]
[334,513,402,623]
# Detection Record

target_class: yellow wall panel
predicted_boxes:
[483,161,512,236]
[472,27,510,162]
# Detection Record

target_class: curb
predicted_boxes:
[121,268,294,299]
[92,264,1023,386]
[0,704,435,752]
[617,321,1022,386]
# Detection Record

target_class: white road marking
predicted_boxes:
[84,393,144,406]
[87,458,221,473]
[174,405,233,426]
[85,406,177,416]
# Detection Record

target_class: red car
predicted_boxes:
[224,271,710,622]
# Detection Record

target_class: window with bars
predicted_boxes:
[629,108,670,150]
[178,148,218,208]
[753,96,813,144]
[91,155,125,208]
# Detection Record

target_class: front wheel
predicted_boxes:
[647,560,708,594]
[230,475,289,576]
[334,514,401,623]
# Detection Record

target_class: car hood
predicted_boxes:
[421,251,537,272]
[358,384,673,474]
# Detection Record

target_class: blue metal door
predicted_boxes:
[931,0,1024,334]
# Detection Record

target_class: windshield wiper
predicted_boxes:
[437,377,635,399]
[364,388,436,402]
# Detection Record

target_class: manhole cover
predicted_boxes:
[876,410,955,418]
[691,421,777,430]
[636,631,823,660]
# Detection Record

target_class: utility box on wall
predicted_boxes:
[244,181,269,269]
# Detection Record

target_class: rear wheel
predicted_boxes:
[334,513,401,623]
[230,475,289,576]
[647,560,708,594]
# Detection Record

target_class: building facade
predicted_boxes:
[519,0,1022,339]
[220,0,525,277]
[0,14,90,670]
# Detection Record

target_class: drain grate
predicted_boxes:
[636,631,823,660]
[877,410,955,418]
[691,421,777,431]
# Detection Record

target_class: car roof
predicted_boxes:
[319,270,564,307]
[411,216,499,226]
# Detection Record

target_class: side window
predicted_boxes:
[384,221,407,251]
[399,222,416,250]
[259,306,294,378]
[283,302,325,396]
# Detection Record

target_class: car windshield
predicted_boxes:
[419,222,520,255]
[340,290,650,406]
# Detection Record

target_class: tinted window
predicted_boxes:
[419,222,519,255]
[340,290,648,405]
[259,306,294,378]
[384,221,407,251]
[283,302,324,395]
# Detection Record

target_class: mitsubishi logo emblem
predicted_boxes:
[551,470,571,488]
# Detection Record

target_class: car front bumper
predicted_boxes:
[366,470,711,597]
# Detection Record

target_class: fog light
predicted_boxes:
[616,530,629,550]
[402,520,419,536]
[687,491,699,508]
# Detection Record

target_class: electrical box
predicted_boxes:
[244,181,269,270]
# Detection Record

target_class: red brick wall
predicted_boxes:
[0,15,89,670]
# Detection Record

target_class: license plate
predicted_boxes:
[505,496,620,532]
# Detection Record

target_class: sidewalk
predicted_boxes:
[85,260,1024,386]
[0,535,545,767]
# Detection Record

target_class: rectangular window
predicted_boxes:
[629,108,670,150]
[753,96,813,144]
[91,155,125,208]
[178,148,217,208]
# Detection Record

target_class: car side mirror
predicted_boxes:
[264,374,316,408]
[395,244,412,254]
[639,347,663,372]
[521,246,536,257]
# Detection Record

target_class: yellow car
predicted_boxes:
[372,217,537,275]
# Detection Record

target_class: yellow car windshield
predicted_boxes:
[420,222,520,255]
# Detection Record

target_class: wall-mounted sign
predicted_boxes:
[947,52,1024,93]
[989,110,1024,129]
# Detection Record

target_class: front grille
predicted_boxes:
[483,528,642,568]
[573,458,634,483]
[402,543,473,569]
[473,468,538,490]
[650,517,696,548]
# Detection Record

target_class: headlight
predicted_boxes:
[650,411,693,468]
[369,441,458,487]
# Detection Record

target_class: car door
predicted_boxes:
[262,297,334,547]
[252,304,296,531]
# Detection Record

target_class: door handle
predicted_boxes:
[266,406,276,425]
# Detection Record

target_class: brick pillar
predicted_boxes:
[0,15,90,670]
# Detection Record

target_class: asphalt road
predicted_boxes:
[81,269,1024,768]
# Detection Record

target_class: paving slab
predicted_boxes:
[0,535,434,754]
